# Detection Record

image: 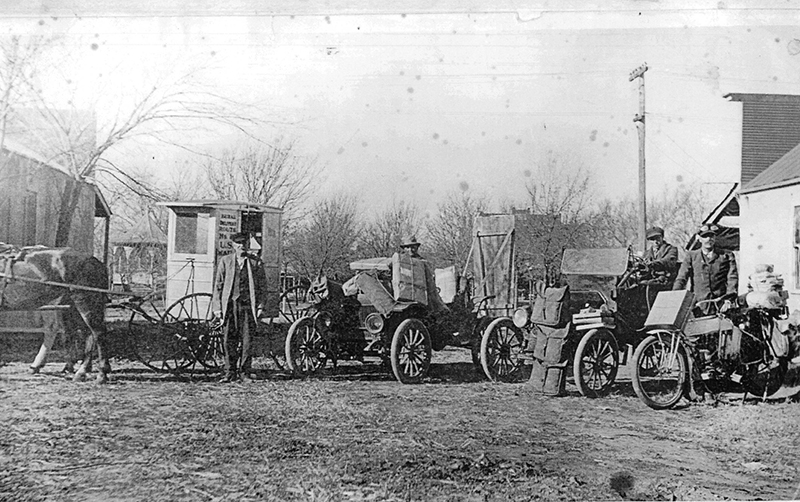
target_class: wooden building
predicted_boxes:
[0,138,111,255]
[0,139,111,333]
[739,143,800,311]
[700,94,800,251]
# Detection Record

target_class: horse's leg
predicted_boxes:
[71,294,109,384]
[29,331,55,374]
[60,309,84,374]
[30,312,64,373]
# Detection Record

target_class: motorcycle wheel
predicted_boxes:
[632,332,688,410]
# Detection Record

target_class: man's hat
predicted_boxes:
[697,224,719,237]
[646,226,664,240]
[400,235,420,248]
[231,232,249,244]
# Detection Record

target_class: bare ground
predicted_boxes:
[1,344,799,502]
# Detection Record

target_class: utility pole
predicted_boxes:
[629,63,648,255]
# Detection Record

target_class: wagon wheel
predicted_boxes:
[631,331,688,410]
[278,284,313,324]
[285,316,328,377]
[573,328,619,398]
[391,318,432,384]
[480,317,527,383]
[162,292,222,371]
[129,298,194,373]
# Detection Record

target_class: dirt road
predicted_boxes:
[1,350,798,501]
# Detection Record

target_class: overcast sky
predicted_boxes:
[3,2,799,217]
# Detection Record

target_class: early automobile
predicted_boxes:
[481,247,671,397]
[283,252,493,383]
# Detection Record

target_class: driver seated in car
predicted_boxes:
[641,226,678,287]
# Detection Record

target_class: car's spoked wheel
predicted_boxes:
[481,317,527,382]
[390,319,432,384]
[573,328,619,397]
[285,317,327,377]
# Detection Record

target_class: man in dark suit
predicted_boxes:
[212,232,268,382]
[642,226,678,286]
[673,224,739,315]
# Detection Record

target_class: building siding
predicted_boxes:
[0,150,95,253]
[734,96,800,185]
[739,185,800,312]
[0,149,99,332]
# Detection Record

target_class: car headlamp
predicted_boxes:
[512,308,530,328]
[364,312,385,334]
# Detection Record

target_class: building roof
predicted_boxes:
[2,138,111,218]
[725,93,800,104]
[703,182,739,228]
[724,92,800,185]
[740,141,800,195]
[158,199,283,213]
[2,138,71,176]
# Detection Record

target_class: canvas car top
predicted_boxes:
[560,248,630,277]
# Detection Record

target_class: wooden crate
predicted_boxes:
[644,290,695,330]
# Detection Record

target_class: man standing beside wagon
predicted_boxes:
[212,232,268,383]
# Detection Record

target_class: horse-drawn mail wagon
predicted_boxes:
[126,199,286,373]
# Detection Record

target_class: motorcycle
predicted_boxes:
[631,295,790,409]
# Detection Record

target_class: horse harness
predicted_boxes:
[0,245,45,310]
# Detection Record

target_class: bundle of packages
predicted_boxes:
[747,264,787,309]
[572,306,614,328]
[749,264,784,293]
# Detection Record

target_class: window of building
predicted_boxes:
[174,211,209,255]
[794,206,800,289]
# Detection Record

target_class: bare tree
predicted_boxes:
[105,165,210,241]
[359,199,423,258]
[426,190,488,269]
[284,193,361,281]
[203,137,320,220]
[587,184,712,252]
[515,150,594,283]
[584,198,638,248]
[0,36,50,150]
[0,35,271,247]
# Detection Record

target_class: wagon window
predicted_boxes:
[174,211,209,255]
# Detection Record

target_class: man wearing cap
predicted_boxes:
[212,232,268,383]
[673,224,739,315]
[642,226,678,286]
